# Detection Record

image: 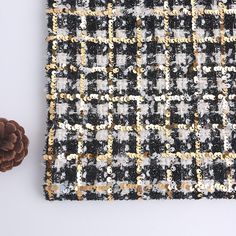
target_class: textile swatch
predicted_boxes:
[44,0,236,200]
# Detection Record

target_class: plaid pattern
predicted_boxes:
[44,0,236,200]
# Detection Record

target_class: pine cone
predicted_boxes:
[0,118,29,172]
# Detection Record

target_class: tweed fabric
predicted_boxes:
[44,0,236,200]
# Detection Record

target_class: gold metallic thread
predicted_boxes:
[45,0,59,200]
[135,16,144,198]
[106,2,115,200]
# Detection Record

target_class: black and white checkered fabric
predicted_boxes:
[44,0,236,200]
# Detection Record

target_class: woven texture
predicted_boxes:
[44,0,236,200]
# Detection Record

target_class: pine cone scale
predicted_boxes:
[3,150,16,161]
[15,140,24,153]
[1,161,14,172]
[1,141,15,151]
[0,122,5,140]
[5,123,16,135]
[7,133,17,143]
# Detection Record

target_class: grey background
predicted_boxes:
[0,1,235,236]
